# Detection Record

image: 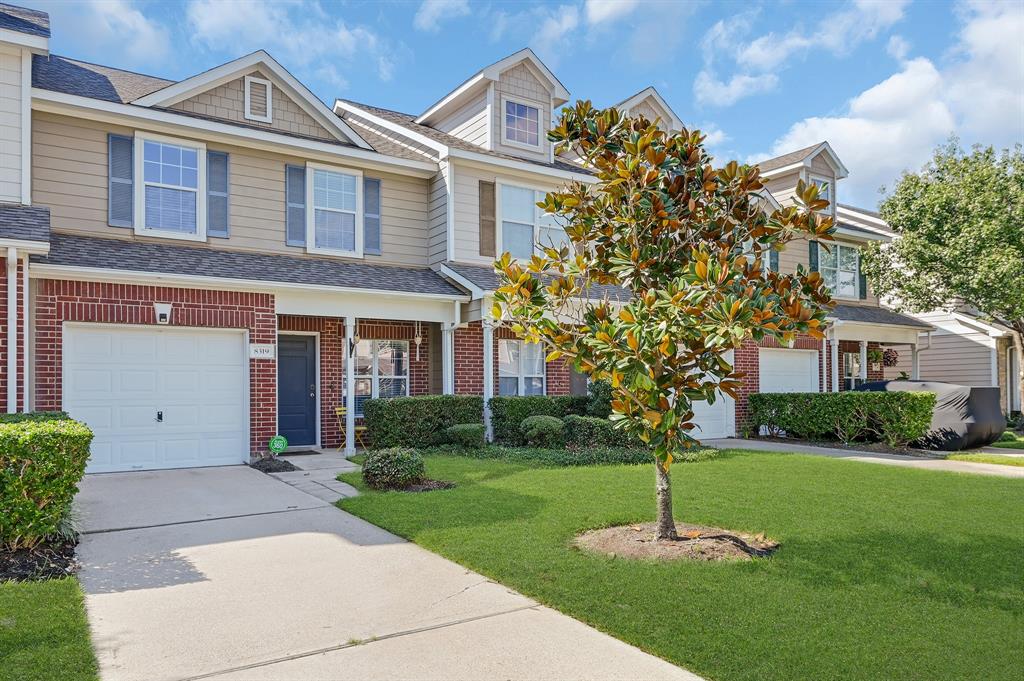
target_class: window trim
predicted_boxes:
[820,242,861,300]
[305,161,364,258]
[500,96,542,150]
[809,173,835,215]
[351,339,410,417]
[133,131,207,242]
[498,339,546,396]
[495,179,566,261]
[842,351,862,390]
[244,75,273,123]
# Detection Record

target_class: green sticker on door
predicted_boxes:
[268,435,288,454]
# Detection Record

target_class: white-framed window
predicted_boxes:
[843,351,862,390]
[498,339,545,396]
[810,175,834,212]
[349,340,410,417]
[134,132,206,241]
[244,75,273,123]
[499,183,569,259]
[502,98,541,148]
[306,163,363,257]
[820,243,860,298]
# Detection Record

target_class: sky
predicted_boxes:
[29,0,1024,208]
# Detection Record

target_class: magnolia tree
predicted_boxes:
[493,102,835,540]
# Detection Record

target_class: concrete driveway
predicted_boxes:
[75,466,700,681]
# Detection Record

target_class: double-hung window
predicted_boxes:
[843,351,862,390]
[349,340,409,417]
[307,164,362,257]
[504,99,540,147]
[819,243,860,298]
[500,183,568,259]
[498,339,545,396]
[135,133,206,240]
[811,176,833,213]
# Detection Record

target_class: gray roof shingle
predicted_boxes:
[33,54,172,103]
[33,233,467,297]
[0,204,50,243]
[831,304,932,329]
[443,261,630,302]
[757,143,821,173]
[0,3,49,38]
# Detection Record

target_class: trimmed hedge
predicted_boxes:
[1,413,93,550]
[424,444,717,467]
[361,448,425,490]
[520,415,564,447]
[563,414,642,450]
[446,423,486,448]
[363,395,483,448]
[488,395,588,445]
[586,380,613,418]
[749,391,936,447]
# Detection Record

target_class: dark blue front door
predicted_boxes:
[278,335,317,446]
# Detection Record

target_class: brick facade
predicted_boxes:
[453,321,570,397]
[835,340,886,390]
[734,334,826,433]
[33,280,278,456]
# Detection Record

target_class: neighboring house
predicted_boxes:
[0,4,932,473]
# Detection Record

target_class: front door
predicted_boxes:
[278,335,317,447]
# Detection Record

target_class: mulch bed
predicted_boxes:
[0,540,80,581]
[755,436,944,458]
[575,522,779,562]
[249,457,299,473]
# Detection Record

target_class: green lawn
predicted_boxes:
[0,578,97,681]
[339,451,1024,681]
[947,452,1024,466]
[992,432,1024,450]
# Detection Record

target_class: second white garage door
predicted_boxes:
[690,350,735,440]
[759,348,820,393]
[63,325,249,473]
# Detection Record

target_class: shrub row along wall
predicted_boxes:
[0,412,93,550]
[749,391,936,447]
[362,395,483,448]
[489,395,589,445]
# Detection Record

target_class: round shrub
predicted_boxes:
[520,415,564,448]
[361,448,425,490]
[446,423,486,448]
[586,379,613,419]
[999,430,1018,442]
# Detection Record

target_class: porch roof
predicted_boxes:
[830,304,932,330]
[31,233,467,297]
[0,204,51,244]
[441,261,631,302]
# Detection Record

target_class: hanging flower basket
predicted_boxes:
[883,348,900,368]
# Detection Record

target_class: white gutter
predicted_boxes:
[435,265,487,299]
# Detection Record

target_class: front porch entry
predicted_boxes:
[278,334,319,448]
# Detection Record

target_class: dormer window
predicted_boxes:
[811,176,833,211]
[503,98,540,147]
[244,75,273,123]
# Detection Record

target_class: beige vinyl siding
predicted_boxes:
[435,92,488,148]
[885,330,995,386]
[428,165,449,265]
[451,162,492,264]
[0,48,23,203]
[774,236,879,306]
[810,154,834,177]
[492,62,551,163]
[33,111,432,267]
[764,169,800,208]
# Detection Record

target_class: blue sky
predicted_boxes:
[30,0,1024,207]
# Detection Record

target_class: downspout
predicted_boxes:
[7,248,18,413]
[21,256,28,411]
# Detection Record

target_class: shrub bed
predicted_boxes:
[749,391,935,447]
[361,448,425,490]
[0,413,93,550]
[489,395,588,445]
[363,395,483,448]
[563,414,642,449]
[521,415,565,447]
[431,445,655,467]
[445,423,486,448]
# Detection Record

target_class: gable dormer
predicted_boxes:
[131,51,370,149]
[415,48,570,164]
[758,141,849,215]
[615,87,683,132]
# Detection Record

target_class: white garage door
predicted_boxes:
[64,325,248,473]
[759,348,819,393]
[689,350,735,440]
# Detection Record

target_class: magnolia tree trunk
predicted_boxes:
[1012,326,1024,417]
[654,460,678,540]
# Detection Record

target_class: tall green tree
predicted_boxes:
[861,141,1024,400]
[493,102,834,540]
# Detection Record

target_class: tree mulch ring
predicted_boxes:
[575,522,779,562]
[250,457,299,473]
[401,479,456,493]
[0,540,79,582]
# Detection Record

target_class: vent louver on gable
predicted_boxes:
[244,75,272,123]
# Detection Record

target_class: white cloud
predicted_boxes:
[698,122,730,147]
[753,2,1024,207]
[413,0,470,32]
[532,5,580,66]
[36,0,170,67]
[185,0,404,87]
[696,0,909,106]
[886,35,910,61]
[584,0,639,25]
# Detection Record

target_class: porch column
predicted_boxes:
[345,317,356,454]
[482,320,495,441]
[859,341,868,385]
[911,344,920,380]
[441,322,455,395]
[6,248,17,413]
[830,337,840,393]
[21,256,28,411]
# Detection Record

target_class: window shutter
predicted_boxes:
[285,165,306,246]
[207,151,229,238]
[858,272,868,300]
[769,249,779,272]
[364,177,381,255]
[108,134,133,227]
[808,241,819,272]
[479,180,496,257]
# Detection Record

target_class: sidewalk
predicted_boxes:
[272,449,361,502]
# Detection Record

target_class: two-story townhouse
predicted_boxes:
[0,4,933,474]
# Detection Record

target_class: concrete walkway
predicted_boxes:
[74,466,700,681]
[272,449,361,502]
[705,438,1024,478]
